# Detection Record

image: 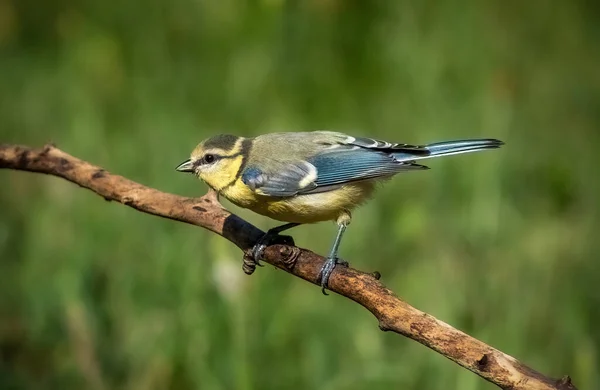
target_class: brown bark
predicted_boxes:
[0,143,578,390]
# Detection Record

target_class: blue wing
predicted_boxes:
[308,148,427,190]
[241,147,426,197]
[241,162,318,197]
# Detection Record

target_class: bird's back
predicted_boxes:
[250,131,349,159]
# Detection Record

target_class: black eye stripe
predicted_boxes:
[196,154,223,166]
[195,152,243,167]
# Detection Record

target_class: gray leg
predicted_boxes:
[251,222,301,262]
[317,223,348,295]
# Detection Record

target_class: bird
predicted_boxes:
[176,131,504,294]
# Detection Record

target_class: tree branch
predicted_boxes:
[0,143,577,390]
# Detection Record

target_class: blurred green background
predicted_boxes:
[1,1,599,389]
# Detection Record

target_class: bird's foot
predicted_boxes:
[245,223,299,275]
[243,237,271,275]
[250,233,271,267]
[250,232,296,266]
[317,257,348,295]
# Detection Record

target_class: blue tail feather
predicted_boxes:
[393,139,503,162]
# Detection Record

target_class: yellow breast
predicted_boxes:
[220,179,376,224]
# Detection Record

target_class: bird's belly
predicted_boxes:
[222,180,376,224]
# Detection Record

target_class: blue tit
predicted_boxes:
[176,131,504,294]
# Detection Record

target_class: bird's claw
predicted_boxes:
[250,225,297,266]
[251,242,267,266]
[318,257,347,295]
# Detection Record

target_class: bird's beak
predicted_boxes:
[175,159,194,173]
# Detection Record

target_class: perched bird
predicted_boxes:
[176,131,503,294]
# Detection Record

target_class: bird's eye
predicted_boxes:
[204,154,215,164]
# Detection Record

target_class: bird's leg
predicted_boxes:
[318,212,351,295]
[251,222,301,264]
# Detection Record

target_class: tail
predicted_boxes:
[393,139,504,162]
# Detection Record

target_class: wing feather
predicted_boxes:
[241,161,317,197]
[309,149,427,189]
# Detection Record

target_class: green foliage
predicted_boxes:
[1,1,599,389]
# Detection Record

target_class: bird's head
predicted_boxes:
[176,134,248,191]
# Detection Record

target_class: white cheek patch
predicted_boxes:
[197,161,219,177]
